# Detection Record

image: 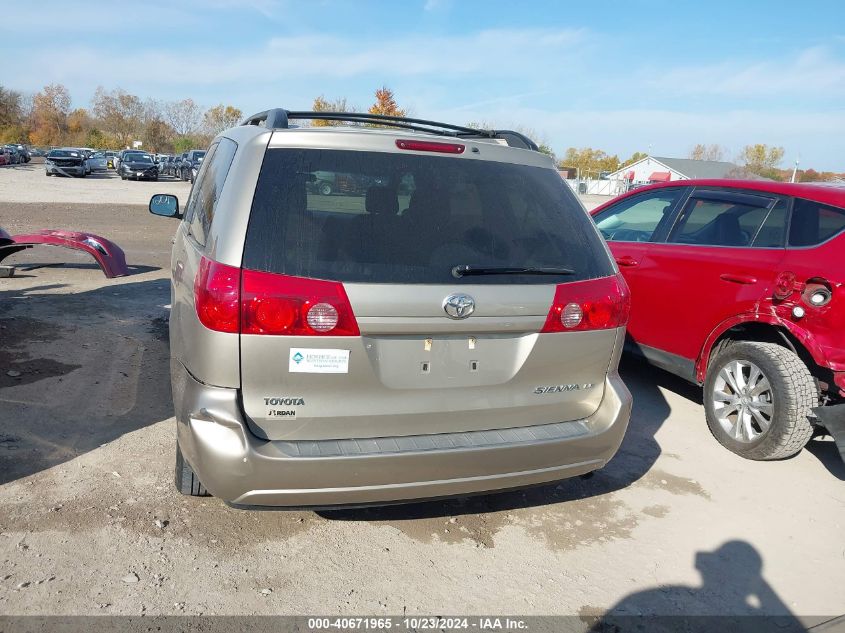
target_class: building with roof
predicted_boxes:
[608,155,748,185]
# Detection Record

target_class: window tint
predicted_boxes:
[594,189,681,242]
[789,198,845,247]
[670,198,771,247]
[752,198,788,247]
[244,149,614,285]
[184,138,237,246]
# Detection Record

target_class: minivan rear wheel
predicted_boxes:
[704,341,817,460]
[175,443,209,496]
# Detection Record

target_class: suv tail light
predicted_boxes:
[194,258,241,333]
[541,274,631,333]
[194,257,360,336]
[241,268,359,336]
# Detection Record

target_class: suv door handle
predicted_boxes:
[615,256,639,267]
[720,273,757,285]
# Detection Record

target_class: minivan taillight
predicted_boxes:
[194,257,240,333]
[541,274,631,333]
[193,257,360,336]
[241,268,359,336]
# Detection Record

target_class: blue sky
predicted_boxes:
[2,0,844,170]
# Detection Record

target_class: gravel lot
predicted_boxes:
[0,166,843,625]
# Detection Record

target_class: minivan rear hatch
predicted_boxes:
[238,143,620,441]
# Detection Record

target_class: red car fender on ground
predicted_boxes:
[0,229,129,278]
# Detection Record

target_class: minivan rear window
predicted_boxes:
[243,149,613,284]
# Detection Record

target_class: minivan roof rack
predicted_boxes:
[240,109,540,152]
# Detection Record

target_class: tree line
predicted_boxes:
[0,83,243,153]
[1,83,840,181]
[559,143,842,182]
[0,83,410,154]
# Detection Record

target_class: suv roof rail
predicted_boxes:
[240,109,540,152]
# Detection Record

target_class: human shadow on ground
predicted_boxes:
[584,540,814,632]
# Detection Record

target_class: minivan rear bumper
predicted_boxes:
[173,361,632,508]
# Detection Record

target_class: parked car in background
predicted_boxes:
[3,145,23,165]
[167,155,182,178]
[591,179,845,461]
[86,151,109,171]
[44,148,87,177]
[167,153,183,178]
[0,148,11,166]
[12,144,31,162]
[156,154,173,177]
[119,153,158,181]
[146,108,632,506]
[104,151,117,168]
[177,149,205,181]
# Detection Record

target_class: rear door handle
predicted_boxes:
[720,273,757,285]
[615,256,639,267]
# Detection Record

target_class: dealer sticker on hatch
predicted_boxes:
[289,348,350,374]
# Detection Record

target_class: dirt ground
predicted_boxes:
[0,166,843,625]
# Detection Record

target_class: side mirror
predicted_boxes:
[149,194,180,219]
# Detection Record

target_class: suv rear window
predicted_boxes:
[243,149,613,284]
[789,198,845,246]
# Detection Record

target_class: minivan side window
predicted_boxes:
[185,138,238,247]
[594,189,682,243]
[789,198,845,247]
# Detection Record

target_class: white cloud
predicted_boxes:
[2,27,589,89]
[436,106,845,169]
[641,46,845,98]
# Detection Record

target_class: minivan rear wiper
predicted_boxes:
[452,265,575,278]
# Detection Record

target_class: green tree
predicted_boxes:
[203,104,242,135]
[172,135,204,154]
[740,143,785,179]
[558,147,620,178]
[620,151,647,169]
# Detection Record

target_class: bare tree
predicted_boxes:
[165,98,202,136]
[689,144,726,161]
[91,87,145,146]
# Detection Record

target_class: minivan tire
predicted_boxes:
[175,443,209,496]
[704,341,817,460]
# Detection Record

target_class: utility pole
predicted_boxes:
[791,158,799,183]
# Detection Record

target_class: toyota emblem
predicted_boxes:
[443,294,476,319]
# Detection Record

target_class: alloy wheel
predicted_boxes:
[711,360,774,443]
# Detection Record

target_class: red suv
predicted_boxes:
[591,179,845,460]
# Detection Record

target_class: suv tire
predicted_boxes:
[704,341,817,460]
[319,181,332,196]
[175,443,209,496]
